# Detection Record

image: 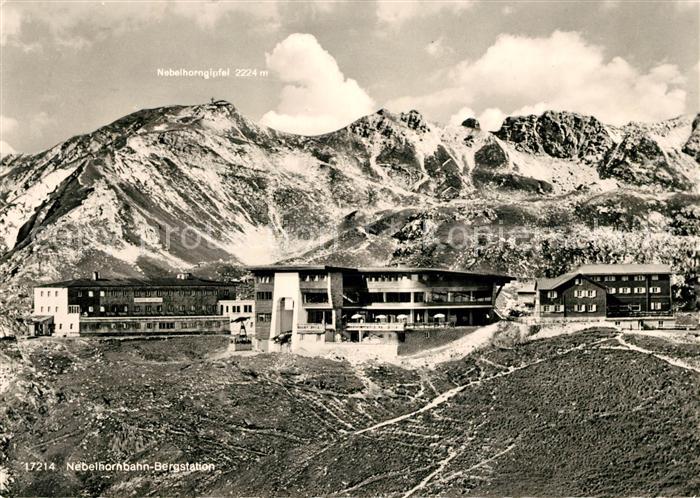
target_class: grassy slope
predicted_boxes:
[1,330,699,496]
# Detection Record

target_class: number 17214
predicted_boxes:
[24,462,57,471]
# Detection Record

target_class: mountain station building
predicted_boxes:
[248,265,513,355]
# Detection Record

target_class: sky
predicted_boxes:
[1,0,698,155]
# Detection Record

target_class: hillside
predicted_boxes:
[0,103,699,334]
[1,329,699,496]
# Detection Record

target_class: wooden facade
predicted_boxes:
[537,264,674,322]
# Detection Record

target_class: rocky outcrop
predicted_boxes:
[399,109,430,133]
[682,113,700,163]
[495,111,614,163]
[461,117,480,130]
[600,130,695,191]
[1,103,698,335]
[474,140,509,169]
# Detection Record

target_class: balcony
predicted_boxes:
[606,310,674,318]
[345,322,406,332]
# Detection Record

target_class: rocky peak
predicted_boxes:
[399,110,430,133]
[599,129,694,191]
[682,113,700,163]
[348,109,398,139]
[461,117,480,130]
[495,110,614,163]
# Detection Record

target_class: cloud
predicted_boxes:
[1,2,280,48]
[260,33,376,135]
[387,31,688,126]
[448,106,476,126]
[169,2,279,29]
[425,37,452,57]
[448,106,510,131]
[0,115,19,156]
[376,1,472,27]
[1,4,22,45]
[1,115,18,136]
[600,0,620,11]
[501,5,515,15]
[674,0,698,11]
[0,141,16,157]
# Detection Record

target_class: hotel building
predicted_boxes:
[537,264,674,329]
[29,272,236,337]
[249,265,513,353]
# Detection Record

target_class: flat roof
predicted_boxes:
[358,267,513,279]
[247,264,513,280]
[37,276,235,288]
[246,264,356,273]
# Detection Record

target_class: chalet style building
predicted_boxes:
[249,265,513,354]
[29,272,236,337]
[537,264,674,329]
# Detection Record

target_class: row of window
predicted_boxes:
[256,289,492,304]
[75,288,227,298]
[594,274,660,282]
[609,287,662,294]
[366,291,491,304]
[543,303,665,312]
[39,290,60,297]
[81,304,217,314]
[366,274,413,282]
[542,304,598,312]
[257,313,272,323]
[546,286,663,299]
[80,320,226,331]
[220,304,253,313]
[301,273,327,282]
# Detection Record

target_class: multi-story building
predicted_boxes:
[248,265,513,354]
[537,264,674,328]
[29,272,237,337]
[218,299,255,335]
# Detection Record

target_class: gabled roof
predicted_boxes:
[536,272,577,291]
[537,263,672,291]
[577,263,672,275]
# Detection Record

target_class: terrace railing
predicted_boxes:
[345,322,406,331]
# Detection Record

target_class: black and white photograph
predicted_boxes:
[1,0,699,496]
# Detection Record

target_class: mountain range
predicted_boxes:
[0,101,698,334]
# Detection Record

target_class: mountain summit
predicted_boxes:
[0,103,698,333]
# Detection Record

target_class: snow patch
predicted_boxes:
[0,165,79,250]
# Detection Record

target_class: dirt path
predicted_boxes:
[354,338,608,436]
[615,335,700,374]
[399,323,500,369]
